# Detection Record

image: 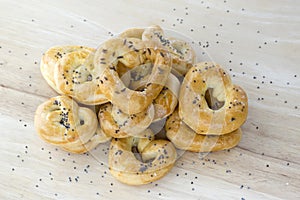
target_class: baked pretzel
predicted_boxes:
[41,46,94,93]
[179,62,248,135]
[120,63,179,122]
[98,103,154,138]
[94,37,172,114]
[34,96,106,153]
[166,109,242,152]
[108,129,177,185]
[53,48,108,105]
[142,25,196,76]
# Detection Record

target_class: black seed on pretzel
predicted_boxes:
[102,49,108,53]
[109,66,116,71]
[100,61,106,64]
[117,56,123,59]
[53,100,59,105]
[128,45,133,49]
[87,74,92,81]
[139,166,148,173]
[123,39,127,45]
[121,88,126,92]
[147,48,151,55]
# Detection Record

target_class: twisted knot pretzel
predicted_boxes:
[119,25,196,76]
[109,129,177,185]
[41,46,108,105]
[34,96,110,153]
[94,37,172,114]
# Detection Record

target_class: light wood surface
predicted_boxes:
[1,0,299,199]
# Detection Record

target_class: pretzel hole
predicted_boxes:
[132,145,155,163]
[205,88,225,110]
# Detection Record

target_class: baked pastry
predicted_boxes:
[108,129,177,185]
[98,103,154,138]
[152,73,179,121]
[120,64,179,122]
[53,47,108,105]
[40,46,94,93]
[179,62,248,135]
[119,25,196,76]
[34,96,108,153]
[94,37,172,114]
[142,25,196,76]
[166,109,242,152]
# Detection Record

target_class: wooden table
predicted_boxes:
[1,0,299,199]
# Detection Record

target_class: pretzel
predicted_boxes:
[98,103,154,138]
[179,62,248,135]
[53,47,108,105]
[108,129,177,185]
[142,25,196,76]
[166,109,242,152]
[120,63,179,122]
[34,96,107,153]
[94,37,172,114]
[40,46,94,93]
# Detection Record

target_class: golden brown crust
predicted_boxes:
[94,37,172,114]
[166,109,242,152]
[34,96,107,153]
[152,73,179,121]
[53,48,108,105]
[142,25,196,75]
[108,130,177,185]
[179,62,248,135]
[119,27,145,39]
[98,103,154,138]
[40,46,94,93]
[120,64,179,122]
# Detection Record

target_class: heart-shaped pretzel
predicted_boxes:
[179,62,248,135]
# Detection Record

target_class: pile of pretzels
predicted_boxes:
[34,25,248,185]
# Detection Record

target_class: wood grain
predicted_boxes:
[1,0,299,199]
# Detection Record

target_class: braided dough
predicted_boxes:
[34,96,108,153]
[179,62,248,135]
[166,109,242,152]
[109,129,177,185]
[94,37,172,114]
